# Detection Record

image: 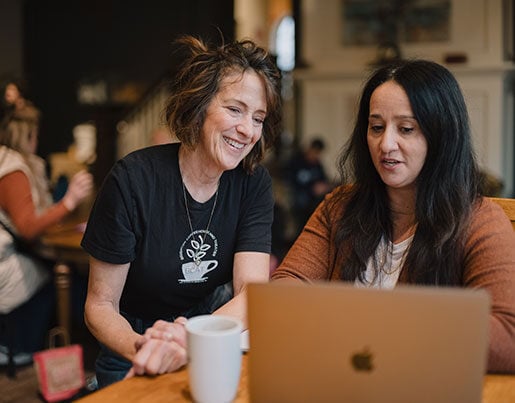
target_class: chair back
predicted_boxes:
[488,197,515,230]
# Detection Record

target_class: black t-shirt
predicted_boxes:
[81,143,273,320]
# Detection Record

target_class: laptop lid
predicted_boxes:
[247,281,490,403]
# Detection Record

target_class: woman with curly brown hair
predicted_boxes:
[82,35,282,387]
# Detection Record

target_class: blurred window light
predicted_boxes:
[77,81,108,105]
[275,15,295,72]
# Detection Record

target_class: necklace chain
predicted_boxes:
[182,179,219,264]
[379,236,412,276]
[379,222,417,275]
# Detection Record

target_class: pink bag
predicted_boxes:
[33,327,85,402]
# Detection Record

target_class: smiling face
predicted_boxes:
[199,70,267,173]
[367,81,428,196]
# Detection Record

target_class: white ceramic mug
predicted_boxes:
[186,315,243,403]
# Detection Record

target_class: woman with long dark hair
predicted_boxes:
[272,60,515,373]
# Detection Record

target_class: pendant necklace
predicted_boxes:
[182,179,219,266]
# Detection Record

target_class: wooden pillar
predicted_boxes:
[54,263,71,345]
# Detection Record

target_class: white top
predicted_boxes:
[355,235,414,290]
[0,146,51,313]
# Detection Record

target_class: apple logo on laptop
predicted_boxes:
[351,347,374,372]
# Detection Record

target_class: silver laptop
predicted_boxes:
[247,281,490,403]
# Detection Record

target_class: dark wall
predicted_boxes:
[0,1,23,78]
[23,0,234,162]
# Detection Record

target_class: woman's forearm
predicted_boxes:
[214,251,270,328]
[84,301,142,362]
[213,290,249,329]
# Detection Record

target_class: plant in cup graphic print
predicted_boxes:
[179,230,219,283]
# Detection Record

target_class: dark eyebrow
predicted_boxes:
[369,113,416,120]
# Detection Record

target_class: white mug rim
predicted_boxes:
[185,314,243,337]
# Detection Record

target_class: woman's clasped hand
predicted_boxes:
[125,317,189,378]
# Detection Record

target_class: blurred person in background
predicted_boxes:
[0,115,93,364]
[1,78,40,124]
[285,137,333,237]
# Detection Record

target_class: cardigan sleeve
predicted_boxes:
[272,192,338,282]
[0,171,70,240]
[462,198,515,373]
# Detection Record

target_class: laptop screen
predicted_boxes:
[247,281,489,403]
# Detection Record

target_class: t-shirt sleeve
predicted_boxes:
[81,160,137,264]
[234,166,274,254]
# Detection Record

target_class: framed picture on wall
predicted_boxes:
[301,0,506,71]
[341,0,451,47]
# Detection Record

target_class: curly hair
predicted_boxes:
[165,35,282,173]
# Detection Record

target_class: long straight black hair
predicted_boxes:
[330,59,481,286]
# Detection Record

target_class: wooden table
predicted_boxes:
[75,354,514,403]
[41,218,89,343]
